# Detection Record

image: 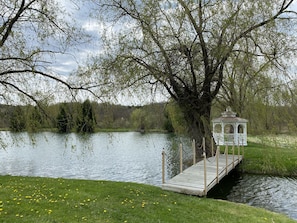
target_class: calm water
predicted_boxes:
[0,131,296,220]
[0,131,183,185]
[208,172,297,220]
[229,175,297,220]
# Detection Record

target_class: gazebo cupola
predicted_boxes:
[212,107,248,146]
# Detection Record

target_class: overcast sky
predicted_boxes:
[49,0,297,105]
[50,0,170,105]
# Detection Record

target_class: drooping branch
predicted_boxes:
[0,0,36,47]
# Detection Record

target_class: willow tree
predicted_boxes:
[93,0,296,155]
[0,0,92,106]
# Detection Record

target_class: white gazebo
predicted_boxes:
[212,107,248,146]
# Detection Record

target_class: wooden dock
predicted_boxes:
[162,147,243,196]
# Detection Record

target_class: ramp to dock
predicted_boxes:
[162,152,243,196]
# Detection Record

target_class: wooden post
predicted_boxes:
[192,139,196,165]
[225,145,228,175]
[211,139,214,157]
[232,143,235,168]
[162,150,165,184]
[238,145,240,162]
[180,143,183,173]
[203,137,206,156]
[216,146,219,184]
[203,141,207,196]
[242,139,245,158]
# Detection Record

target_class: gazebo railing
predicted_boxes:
[213,133,247,146]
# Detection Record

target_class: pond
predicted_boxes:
[0,131,296,220]
[0,131,182,185]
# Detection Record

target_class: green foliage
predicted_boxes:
[0,176,295,223]
[9,106,26,132]
[5,100,297,135]
[56,104,73,133]
[163,110,174,133]
[131,108,147,131]
[76,100,96,133]
[130,104,168,132]
[0,102,169,133]
[241,136,297,176]
[26,107,43,132]
[165,102,187,134]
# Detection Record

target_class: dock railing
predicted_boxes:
[162,138,244,195]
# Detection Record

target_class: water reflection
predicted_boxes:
[0,131,190,186]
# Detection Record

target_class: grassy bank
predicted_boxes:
[240,135,297,176]
[0,176,295,223]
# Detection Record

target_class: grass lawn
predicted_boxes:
[241,135,297,176]
[0,175,296,223]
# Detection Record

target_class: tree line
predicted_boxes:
[1,101,172,133]
[1,99,297,135]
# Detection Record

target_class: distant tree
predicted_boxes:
[56,104,73,133]
[27,106,43,132]
[9,106,26,132]
[76,100,96,133]
[163,109,174,133]
[130,108,147,132]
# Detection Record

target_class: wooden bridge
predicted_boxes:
[162,143,243,196]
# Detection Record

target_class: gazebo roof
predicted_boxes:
[212,107,248,123]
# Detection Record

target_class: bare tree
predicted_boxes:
[90,0,296,155]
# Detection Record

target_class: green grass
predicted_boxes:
[0,175,295,223]
[240,136,297,176]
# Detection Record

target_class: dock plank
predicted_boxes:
[162,154,242,196]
